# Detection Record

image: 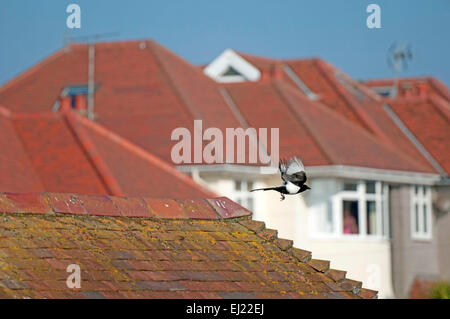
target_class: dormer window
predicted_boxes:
[371,86,396,98]
[204,49,261,83]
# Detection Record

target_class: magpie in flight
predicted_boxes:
[250,156,311,201]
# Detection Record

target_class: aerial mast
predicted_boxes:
[65,32,119,120]
[387,42,413,97]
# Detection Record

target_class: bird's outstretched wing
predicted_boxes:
[279,156,307,186]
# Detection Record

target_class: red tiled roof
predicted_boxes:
[0,107,43,193]
[365,77,450,175]
[0,40,444,175]
[0,41,242,163]
[0,107,213,198]
[233,54,441,174]
[222,81,330,166]
[222,79,431,172]
[0,192,377,299]
[364,77,450,102]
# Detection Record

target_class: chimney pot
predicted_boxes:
[74,94,87,111]
[59,96,71,112]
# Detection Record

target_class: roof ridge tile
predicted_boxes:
[64,112,125,196]
[324,269,347,282]
[290,248,312,263]
[307,259,330,273]
[0,192,251,220]
[71,111,216,198]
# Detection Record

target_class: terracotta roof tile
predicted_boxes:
[0,192,375,299]
[324,269,347,282]
[0,109,213,198]
[206,197,252,219]
[307,259,330,273]
[0,41,440,175]
[229,54,441,174]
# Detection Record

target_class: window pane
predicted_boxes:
[423,204,427,233]
[247,182,253,191]
[235,181,242,191]
[366,201,377,235]
[343,200,359,234]
[415,203,419,233]
[415,185,419,194]
[366,181,376,194]
[343,182,357,191]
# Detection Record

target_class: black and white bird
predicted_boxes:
[250,156,311,201]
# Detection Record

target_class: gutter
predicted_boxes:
[176,164,440,185]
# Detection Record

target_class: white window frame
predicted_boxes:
[327,180,388,240]
[410,185,432,241]
[231,180,255,211]
[203,49,261,83]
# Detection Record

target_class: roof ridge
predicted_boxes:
[314,59,393,145]
[0,104,12,117]
[64,111,125,196]
[237,219,377,299]
[428,93,450,123]
[0,46,69,94]
[428,77,450,101]
[70,111,216,198]
[146,41,199,122]
[0,192,250,220]
[272,81,336,165]
[279,81,433,173]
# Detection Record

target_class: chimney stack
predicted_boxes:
[59,96,72,112]
[74,94,87,111]
[418,82,427,98]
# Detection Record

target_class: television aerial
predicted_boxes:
[387,42,413,96]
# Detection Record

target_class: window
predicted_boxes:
[343,200,359,234]
[330,180,388,239]
[343,182,357,191]
[221,66,242,77]
[370,85,396,98]
[232,180,254,211]
[410,185,432,240]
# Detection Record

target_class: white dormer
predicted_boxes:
[204,49,261,83]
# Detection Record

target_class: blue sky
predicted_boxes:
[1,0,449,85]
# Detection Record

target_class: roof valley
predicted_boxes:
[146,42,199,125]
[272,81,335,165]
[314,59,394,146]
